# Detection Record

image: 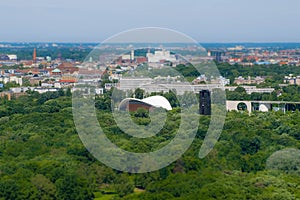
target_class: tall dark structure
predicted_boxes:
[215,51,222,62]
[199,90,211,115]
[209,50,224,62]
[33,48,36,64]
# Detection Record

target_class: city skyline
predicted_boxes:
[1,0,300,43]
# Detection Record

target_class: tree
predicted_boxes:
[266,148,300,175]
[134,88,144,99]
[134,108,149,118]
[55,173,94,200]
[114,174,134,197]
[58,88,65,96]
[234,86,247,93]
[66,88,72,97]
[163,90,179,107]
[31,174,56,200]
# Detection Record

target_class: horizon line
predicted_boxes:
[2,41,300,44]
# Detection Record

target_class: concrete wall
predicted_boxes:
[226,101,252,113]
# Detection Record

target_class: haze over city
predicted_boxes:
[1,0,300,42]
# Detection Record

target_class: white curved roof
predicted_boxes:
[119,95,172,111]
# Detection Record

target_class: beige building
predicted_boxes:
[284,75,300,85]
[234,76,265,85]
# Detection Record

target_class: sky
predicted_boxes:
[1,0,300,43]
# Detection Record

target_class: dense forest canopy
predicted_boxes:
[0,89,300,199]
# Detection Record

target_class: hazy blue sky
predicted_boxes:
[1,0,299,42]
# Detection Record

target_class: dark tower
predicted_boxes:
[199,90,211,115]
[215,51,222,62]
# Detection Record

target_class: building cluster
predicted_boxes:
[0,54,18,66]
[234,76,266,85]
[0,48,106,99]
[0,62,82,88]
[208,46,300,66]
[0,44,295,100]
[111,49,183,70]
[146,50,177,63]
[192,75,230,85]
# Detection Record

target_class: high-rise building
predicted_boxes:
[209,50,224,62]
[131,49,135,61]
[199,90,211,115]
